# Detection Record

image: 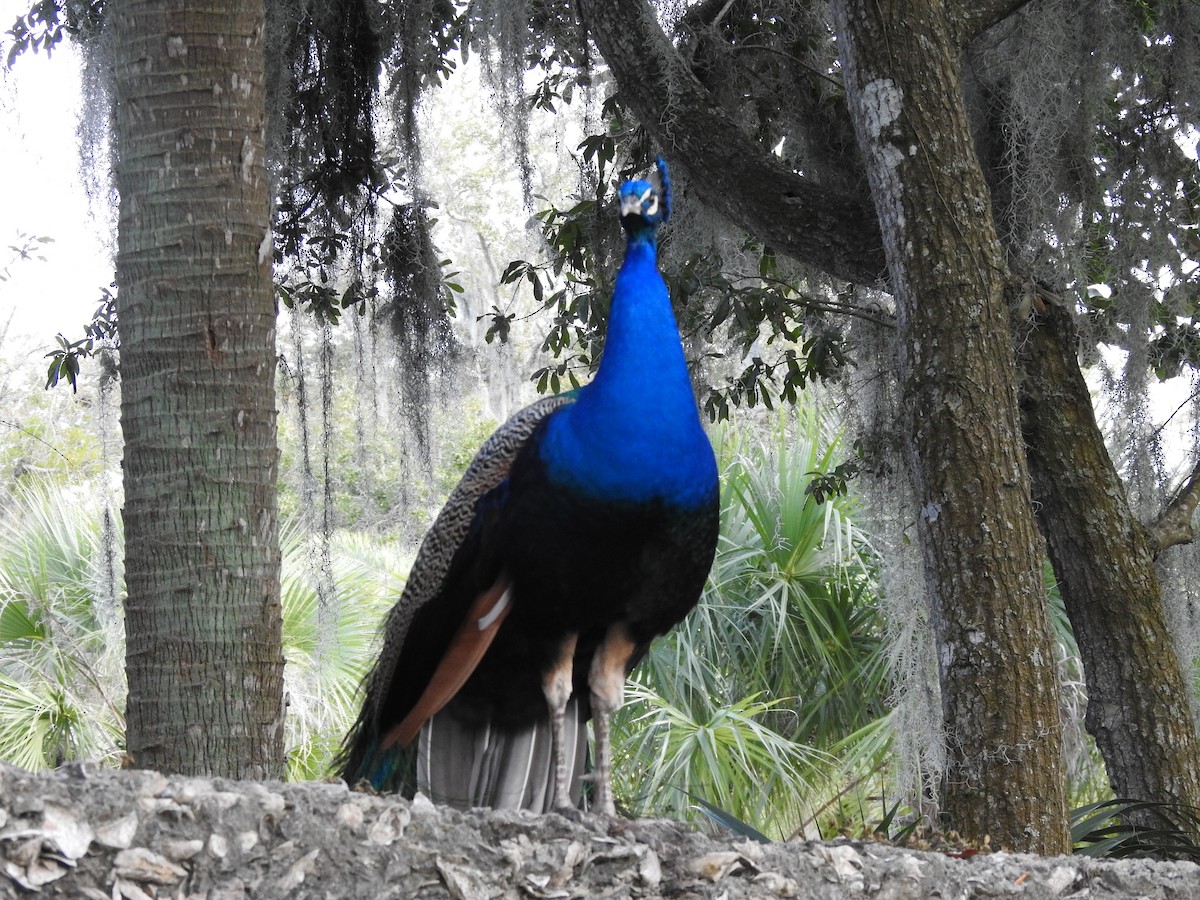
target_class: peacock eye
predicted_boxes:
[645,195,658,217]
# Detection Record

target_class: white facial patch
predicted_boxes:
[642,188,657,217]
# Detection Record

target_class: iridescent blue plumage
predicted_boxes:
[542,164,716,507]
[338,159,719,816]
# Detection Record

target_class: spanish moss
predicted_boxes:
[844,307,945,826]
[380,202,459,463]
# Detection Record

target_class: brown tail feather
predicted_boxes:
[383,579,513,750]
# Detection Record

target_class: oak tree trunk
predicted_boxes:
[1018,303,1200,823]
[113,0,285,777]
[830,0,1069,852]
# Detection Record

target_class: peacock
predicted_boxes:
[337,158,719,815]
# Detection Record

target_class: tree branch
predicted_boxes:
[1150,459,1200,552]
[677,0,736,33]
[576,0,887,287]
[956,0,1038,40]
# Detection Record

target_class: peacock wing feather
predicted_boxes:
[336,394,573,790]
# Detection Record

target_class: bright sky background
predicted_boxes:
[0,7,113,359]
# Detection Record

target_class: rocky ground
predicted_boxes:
[1,763,1198,898]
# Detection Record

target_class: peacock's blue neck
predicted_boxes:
[539,229,717,507]
[589,233,690,411]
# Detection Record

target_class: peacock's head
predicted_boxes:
[618,157,671,232]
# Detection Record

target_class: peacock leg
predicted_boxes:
[588,624,637,817]
[542,633,579,810]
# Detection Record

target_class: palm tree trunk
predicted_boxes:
[113,0,285,777]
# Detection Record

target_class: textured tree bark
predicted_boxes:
[1018,303,1200,823]
[113,0,285,777]
[828,0,1069,853]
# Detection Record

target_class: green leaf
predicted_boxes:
[689,794,772,843]
[500,260,529,284]
[0,598,45,643]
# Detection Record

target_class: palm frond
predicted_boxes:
[613,681,832,837]
[279,524,404,780]
[0,482,402,780]
[1072,798,1200,861]
[616,410,892,837]
[0,481,125,771]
